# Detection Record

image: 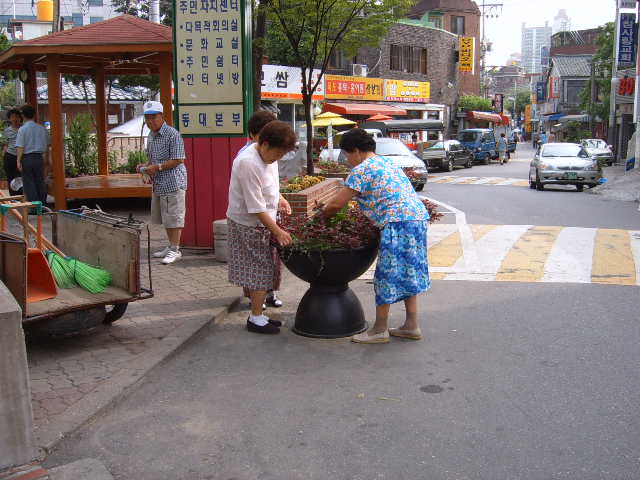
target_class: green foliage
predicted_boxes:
[458,95,493,112]
[115,75,159,100]
[108,151,119,174]
[0,82,16,109]
[125,150,149,173]
[111,0,173,25]
[580,23,614,124]
[0,33,17,82]
[65,113,98,177]
[565,121,591,143]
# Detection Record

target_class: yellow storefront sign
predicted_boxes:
[459,37,475,74]
[324,75,383,100]
[384,79,430,103]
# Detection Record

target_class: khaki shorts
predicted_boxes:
[151,190,186,228]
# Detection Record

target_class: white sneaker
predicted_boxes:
[162,249,182,264]
[153,246,171,258]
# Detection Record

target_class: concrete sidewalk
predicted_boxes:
[16,210,241,454]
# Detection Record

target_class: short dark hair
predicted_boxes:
[248,110,277,136]
[500,133,505,137]
[258,120,296,150]
[339,128,375,153]
[7,108,21,119]
[20,104,35,119]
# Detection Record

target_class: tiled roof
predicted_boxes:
[552,55,593,77]
[38,79,145,102]
[20,15,171,46]
[408,0,480,18]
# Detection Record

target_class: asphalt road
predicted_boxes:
[45,143,640,479]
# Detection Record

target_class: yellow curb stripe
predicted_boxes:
[455,177,481,184]
[483,178,506,184]
[591,229,637,285]
[429,272,447,280]
[431,177,455,183]
[496,226,563,282]
[513,180,530,187]
[471,224,498,241]
[428,231,462,267]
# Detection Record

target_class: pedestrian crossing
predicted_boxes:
[360,224,640,286]
[428,176,530,187]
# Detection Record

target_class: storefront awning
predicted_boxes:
[543,113,564,121]
[466,111,504,124]
[323,103,406,116]
[559,114,589,123]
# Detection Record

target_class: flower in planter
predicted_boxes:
[280,175,326,193]
[317,160,349,174]
[278,199,441,253]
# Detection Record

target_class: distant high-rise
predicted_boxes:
[553,9,571,34]
[521,21,552,74]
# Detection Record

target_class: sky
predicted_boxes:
[481,0,618,66]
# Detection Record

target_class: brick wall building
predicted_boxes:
[550,28,601,56]
[407,0,480,96]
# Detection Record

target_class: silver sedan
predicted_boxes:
[529,142,602,192]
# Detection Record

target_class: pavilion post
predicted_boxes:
[95,65,108,175]
[25,62,38,121]
[159,53,173,126]
[47,54,66,210]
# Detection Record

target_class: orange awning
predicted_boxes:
[324,103,406,116]
[466,111,503,124]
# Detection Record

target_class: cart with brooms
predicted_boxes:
[0,194,153,336]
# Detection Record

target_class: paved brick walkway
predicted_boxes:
[3,209,240,448]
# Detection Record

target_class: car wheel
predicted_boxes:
[535,171,544,191]
[465,155,473,168]
[447,157,454,172]
[529,175,536,189]
[576,184,584,192]
[483,153,490,165]
[414,183,424,192]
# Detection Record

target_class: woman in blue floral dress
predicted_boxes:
[323,128,430,344]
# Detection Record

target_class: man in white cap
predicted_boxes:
[139,100,188,264]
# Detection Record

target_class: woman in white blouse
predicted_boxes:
[227,120,295,334]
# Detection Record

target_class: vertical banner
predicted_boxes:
[536,82,546,103]
[173,0,252,136]
[493,94,503,113]
[458,37,475,74]
[617,13,637,68]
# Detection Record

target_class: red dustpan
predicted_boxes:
[0,199,57,303]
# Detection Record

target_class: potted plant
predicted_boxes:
[278,200,441,338]
[316,160,350,179]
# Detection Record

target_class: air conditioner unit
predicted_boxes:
[352,64,368,77]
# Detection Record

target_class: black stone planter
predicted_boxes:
[280,241,378,338]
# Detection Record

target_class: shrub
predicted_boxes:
[65,113,97,176]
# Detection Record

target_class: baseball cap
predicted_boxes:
[143,101,163,115]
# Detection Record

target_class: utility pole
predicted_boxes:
[589,59,597,137]
[478,1,504,98]
[52,0,60,32]
[149,0,161,24]
[608,0,620,155]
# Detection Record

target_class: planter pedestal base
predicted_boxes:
[292,283,367,339]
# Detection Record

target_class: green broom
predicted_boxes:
[46,251,76,289]
[65,257,112,294]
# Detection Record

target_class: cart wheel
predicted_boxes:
[104,303,129,324]
[25,307,106,338]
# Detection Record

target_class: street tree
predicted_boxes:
[458,95,492,112]
[580,22,614,127]
[267,0,411,173]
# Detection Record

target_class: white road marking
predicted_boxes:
[542,227,597,283]
[630,231,640,286]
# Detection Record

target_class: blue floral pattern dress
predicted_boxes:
[345,155,430,305]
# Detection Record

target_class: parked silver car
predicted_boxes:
[581,139,614,166]
[529,142,602,192]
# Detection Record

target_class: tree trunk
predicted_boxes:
[303,92,314,174]
[252,0,268,111]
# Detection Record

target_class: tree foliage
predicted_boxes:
[580,22,613,124]
[458,95,493,112]
[267,0,411,172]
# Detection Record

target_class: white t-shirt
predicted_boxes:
[226,143,279,227]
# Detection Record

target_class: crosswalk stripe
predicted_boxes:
[428,176,528,187]
[496,226,563,282]
[427,224,458,247]
[631,231,640,286]
[542,227,597,283]
[591,229,637,285]
[471,224,498,241]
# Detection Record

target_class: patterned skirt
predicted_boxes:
[227,218,281,292]
[374,220,430,306]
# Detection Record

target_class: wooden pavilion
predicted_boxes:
[0,15,173,209]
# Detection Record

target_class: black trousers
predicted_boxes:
[3,152,20,195]
[21,152,47,204]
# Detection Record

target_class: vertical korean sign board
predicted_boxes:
[459,37,475,74]
[173,0,252,136]
[617,12,637,69]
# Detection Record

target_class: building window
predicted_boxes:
[390,45,427,74]
[328,50,346,69]
[89,16,104,23]
[451,16,465,35]
[72,13,83,25]
[88,0,103,5]
[565,79,587,105]
[429,14,442,29]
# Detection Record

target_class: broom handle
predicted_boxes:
[37,213,43,250]
[7,207,66,257]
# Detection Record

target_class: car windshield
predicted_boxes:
[458,131,479,143]
[375,141,414,156]
[542,144,588,158]
[583,139,606,149]
[427,142,444,149]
